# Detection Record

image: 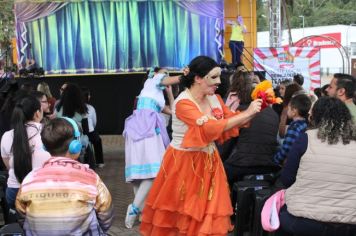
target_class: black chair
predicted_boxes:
[251,188,274,236]
[0,171,9,225]
[0,172,22,225]
[232,180,270,236]
[243,172,279,185]
[0,223,24,236]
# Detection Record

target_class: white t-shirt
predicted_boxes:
[1,122,51,188]
[86,104,97,133]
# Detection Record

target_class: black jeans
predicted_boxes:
[88,130,104,164]
[276,205,356,236]
[229,40,244,65]
[223,163,279,187]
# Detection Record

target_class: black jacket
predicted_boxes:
[224,105,279,167]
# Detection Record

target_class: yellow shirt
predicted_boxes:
[230,24,245,42]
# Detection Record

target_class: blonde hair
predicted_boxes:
[37,82,53,99]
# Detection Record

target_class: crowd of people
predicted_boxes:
[121,55,356,235]
[0,80,109,234]
[0,54,355,235]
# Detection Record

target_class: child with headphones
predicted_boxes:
[15,117,114,236]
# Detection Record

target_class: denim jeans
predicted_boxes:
[276,205,356,236]
[6,187,19,209]
[88,130,104,164]
[229,40,244,65]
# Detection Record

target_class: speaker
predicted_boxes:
[62,117,82,154]
[232,180,270,236]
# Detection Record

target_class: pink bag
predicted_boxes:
[261,189,286,232]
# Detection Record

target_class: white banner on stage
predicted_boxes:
[253,47,321,91]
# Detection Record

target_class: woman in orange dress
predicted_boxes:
[140,56,262,236]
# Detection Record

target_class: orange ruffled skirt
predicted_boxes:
[140,146,233,236]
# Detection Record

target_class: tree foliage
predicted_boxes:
[257,0,356,31]
[257,0,268,31]
[0,1,15,49]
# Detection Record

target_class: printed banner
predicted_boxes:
[254,47,321,91]
[294,33,341,49]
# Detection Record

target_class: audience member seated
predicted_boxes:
[0,81,26,171]
[225,70,249,112]
[56,83,88,125]
[251,72,261,88]
[223,72,280,185]
[220,70,247,159]
[215,69,232,99]
[0,80,20,140]
[55,83,94,166]
[274,94,311,166]
[272,80,292,118]
[226,62,247,86]
[54,82,68,109]
[82,87,104,168]
[37,82,56,114]
[278,83,303,139]
[1,95,50,208]
[278,80,292,100]
[321,84,329,97]
[326,73,356,122]
[292,74,304,87]
[20,83,34,93]
[277,97,356,236]
[55,83,89,137]
[313,87,322,98]
[16,118,114,235]
[31,91,51,124]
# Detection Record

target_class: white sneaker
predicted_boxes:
[97,163,105,168]
[125,204,139,228]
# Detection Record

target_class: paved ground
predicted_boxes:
[98,135,140,236]
[0,135,235,235]
[98,135,234,236]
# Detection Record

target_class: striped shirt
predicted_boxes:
[16,157,114,236]
[274,119,307,165]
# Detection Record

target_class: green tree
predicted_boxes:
[257,0,269,31]
[0,1,15,49]
[257,0,356,31]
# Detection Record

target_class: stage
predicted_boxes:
[10,0,244,134]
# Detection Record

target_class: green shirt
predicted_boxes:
[346,102,356,123]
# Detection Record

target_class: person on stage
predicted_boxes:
[227,15,247,65]
[140,56,262,235]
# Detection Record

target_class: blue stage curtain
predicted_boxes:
[25,1,222,74]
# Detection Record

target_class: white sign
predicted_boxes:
[254,47,321,91]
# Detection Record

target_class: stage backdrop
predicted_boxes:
[253,47,321,91]
[14,0,224,74]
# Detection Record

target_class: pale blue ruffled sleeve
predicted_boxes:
[156,73,168,90]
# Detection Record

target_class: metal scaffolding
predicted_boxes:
[269,0,282,47]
